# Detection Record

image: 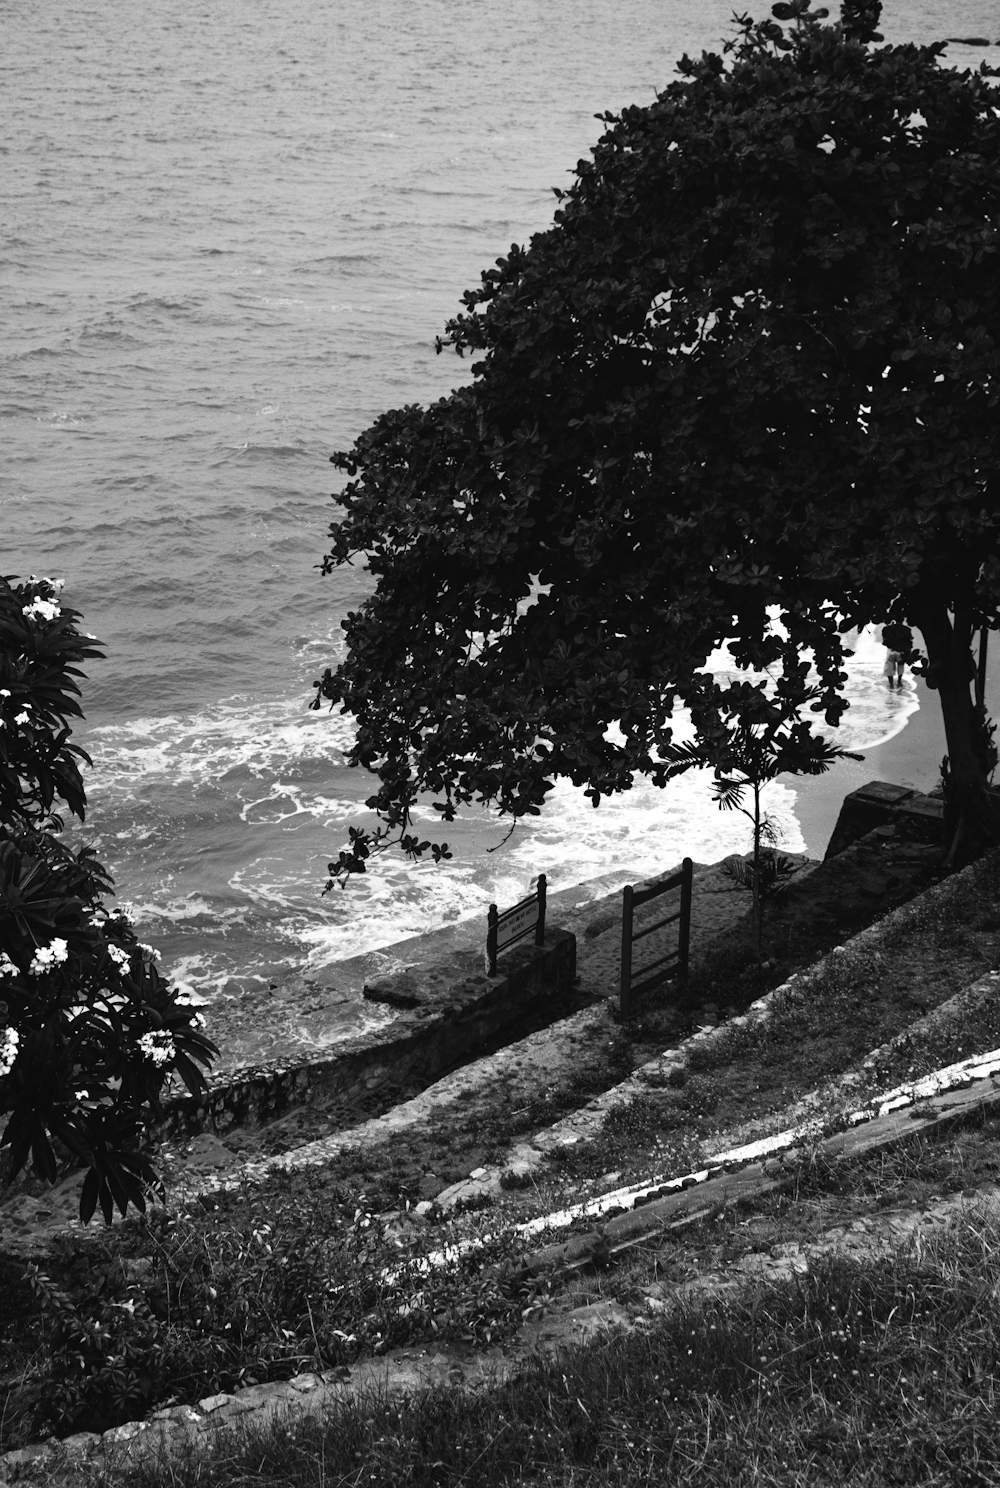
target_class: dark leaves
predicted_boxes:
[314,9,1000,877]
[1,577,218,1223]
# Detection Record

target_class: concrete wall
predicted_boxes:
[824,781,943,860]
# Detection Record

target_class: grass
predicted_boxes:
[4,843,1000,1471]
[0,1174,551,1445]
[540,849,1000,1187]
[87,1188,1000,1487]
[7,1089,1000,1477]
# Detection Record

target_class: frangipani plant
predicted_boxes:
[0,575,217,1222]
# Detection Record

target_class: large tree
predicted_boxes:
[314,0,1000,871]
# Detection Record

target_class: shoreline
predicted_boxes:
[784,675,944,858]
[786,659,1000,859]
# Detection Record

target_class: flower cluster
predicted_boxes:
[0,1026,18,1078]
[137,1030,176,1068]
[106,944,132,974]
[29,938,69,975]
[173,981,208,1007]
[0,574,218,1222]
[22,597,62,623]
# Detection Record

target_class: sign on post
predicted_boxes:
[486,874,547,974]
[619,857,693,1017]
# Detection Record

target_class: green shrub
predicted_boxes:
[0,576,217,1222]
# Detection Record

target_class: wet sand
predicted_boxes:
[788,660,1000,858]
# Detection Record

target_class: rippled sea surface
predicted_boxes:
[3,0,995,1020]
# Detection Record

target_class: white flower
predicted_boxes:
[173,982,208,1007]
[75,1090,89,1100]
[137,942,161,964]
[22,598,61,623]
[113,902,137,926]
[14,711,30,726]
[0,952,18,979]
[0,1027,18,1078]
[137,1030,175,1067]
[0,689,9,698]
[29,938,69,975]
[106,944,132,973]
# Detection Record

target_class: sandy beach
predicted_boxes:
[788,659,1000,858]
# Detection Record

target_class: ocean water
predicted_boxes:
[3,1,995,1021]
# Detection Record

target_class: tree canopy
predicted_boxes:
[315,0,1000,869]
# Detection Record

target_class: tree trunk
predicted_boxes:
[909,591,1000,862]
[752,779,762,956]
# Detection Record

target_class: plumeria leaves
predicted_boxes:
[1,576,219,1222]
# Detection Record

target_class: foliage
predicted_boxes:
[88,1214,1000,1488]
[661,685,862,947]
[26,1177,541,1435]
[315,0,1000,877]
[0,575,217,1221]
[721,846,795,902]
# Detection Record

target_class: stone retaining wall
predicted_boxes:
[824,780,943,859]
[161,929,576,1140]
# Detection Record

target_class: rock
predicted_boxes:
[1,1443,57,1474]
[197,1393,234,1414]
[60,1432,100,1457]
[104,1420,146,1443]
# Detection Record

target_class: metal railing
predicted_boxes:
[619,857,693,1017]
[486,873,547,975]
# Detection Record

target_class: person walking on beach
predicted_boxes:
[883,649,905,688]
[881,623,912,690]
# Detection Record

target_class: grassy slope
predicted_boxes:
[93,1112,1000,1486]
[6,842,1000,1483]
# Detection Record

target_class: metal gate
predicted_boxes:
[619,857,693,1016]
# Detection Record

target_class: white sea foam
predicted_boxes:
[85,697,355,795]
[77,618,914,977]
[704,620,921,755]
[229,768,807,968]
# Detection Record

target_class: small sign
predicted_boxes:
[496,899,539,952]
[486,874,547,974]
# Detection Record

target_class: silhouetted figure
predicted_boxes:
[883,650,904,688]
[881,623,912,689]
